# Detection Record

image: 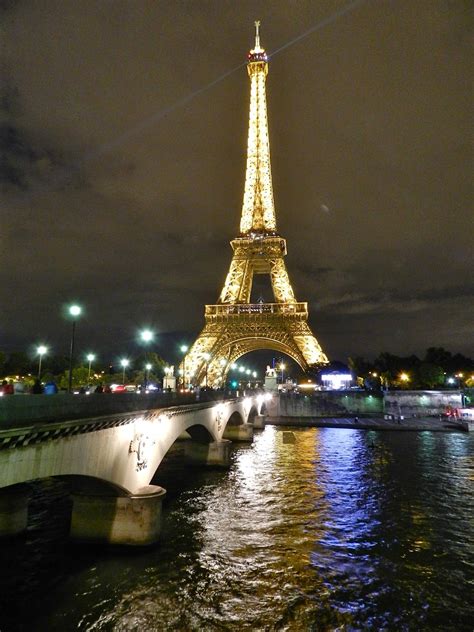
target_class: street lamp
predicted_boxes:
[139,329,154,387]
[145,362,152,390]
[67,304,82,393]
[120,358,129,385]
[399,372,410,384]
[86,353,95,383]
[37,345,48,379]
[140,329,154,343]
[180,345,188,390]
[280,362,286,384]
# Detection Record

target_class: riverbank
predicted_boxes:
[266,416,465,432]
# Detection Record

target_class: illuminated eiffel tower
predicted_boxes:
[185,22,328,387]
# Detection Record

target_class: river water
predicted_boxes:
[1,426,473,631]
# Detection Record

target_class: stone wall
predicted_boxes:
[274,391,383,418]
[267,390,466,419]
[384,390,463,417]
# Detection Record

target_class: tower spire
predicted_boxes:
[254,20,261,52]
[240,21,276,235]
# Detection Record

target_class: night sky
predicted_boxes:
[2,1,472,366]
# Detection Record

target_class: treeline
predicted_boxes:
[0,350,167,389]
[348,347,474,389]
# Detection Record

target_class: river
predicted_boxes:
[1,426,473,631]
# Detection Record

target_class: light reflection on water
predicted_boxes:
[2,427,473,631]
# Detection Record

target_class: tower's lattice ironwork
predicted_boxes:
[185,22,328,387]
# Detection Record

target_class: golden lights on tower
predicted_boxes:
[240,20,276,235]
[184,23,328,387]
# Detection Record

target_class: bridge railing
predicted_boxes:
[0,390,247,429]
[205,302,308,317]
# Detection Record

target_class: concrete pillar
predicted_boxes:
[70,484,166,547]
[223,423,254,442]
[0,487,29,538]
[253,414,266,429]
[185,439,231,467]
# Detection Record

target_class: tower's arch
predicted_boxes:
[192,336,306,386]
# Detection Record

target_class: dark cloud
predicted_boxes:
[1,0,472,363]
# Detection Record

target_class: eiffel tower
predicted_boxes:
[184,22,328,387]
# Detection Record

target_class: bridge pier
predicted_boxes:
[223,423,254,441]
[185,439,231,467]
[0,486,29,538]
[252,414,266,429]
[70,485,166,547]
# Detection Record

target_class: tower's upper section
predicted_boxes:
[239,22,277,235]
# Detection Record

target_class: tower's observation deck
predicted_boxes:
[184,23,328,387]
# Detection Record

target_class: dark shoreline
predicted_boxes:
[266,416,465,432]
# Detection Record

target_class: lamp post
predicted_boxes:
[86,353,95,383]
[37,345,48,379]
[280,362,286,385]
[67,304,82,393]
[145,363,152,390]
[120,359,129,385]
[180,345,188,390]
[139,329,154,388]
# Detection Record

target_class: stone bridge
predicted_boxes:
[0,395,267,546]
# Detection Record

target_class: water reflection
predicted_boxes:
[1,428,473,631]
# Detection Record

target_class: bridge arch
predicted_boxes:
[186,424,215,443]
[226,411,245,426]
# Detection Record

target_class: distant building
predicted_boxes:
[321,372,352,390]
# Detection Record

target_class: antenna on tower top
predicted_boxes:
[254,20,261,50]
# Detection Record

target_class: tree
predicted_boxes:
[0,351,6,374]
[416,363,445,389]
[4,352,32,376]
[348,356,373,379]
[58,367,90,390]
[424,347,452,370]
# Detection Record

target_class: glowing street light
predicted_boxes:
[120,358,129,385]
[140,329,154,388]
[67,304,82,393]
[144,362,152,389]
[86,353,95,382]
[280,362,286,384]
[140,329,154,343]
[37,345,48,379]
[400,372,410,383]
